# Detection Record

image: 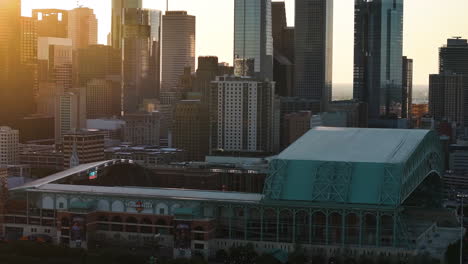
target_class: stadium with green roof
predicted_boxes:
[3,127,461,260]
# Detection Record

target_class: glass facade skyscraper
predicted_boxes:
[353,0,404,120]
[233,0,273,81]
[111,0,143,49]
[122,9,161,114]
[294,0,333,108]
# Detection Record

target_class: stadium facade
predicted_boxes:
[2,128,460,260]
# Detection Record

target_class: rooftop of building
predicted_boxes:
[28,184,263,204]
[278,127,431,164]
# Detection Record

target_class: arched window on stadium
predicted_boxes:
[380,214,394,247]
[328,212,343,245]
[194,226,204,241]
[97,215,109,231]
[247,208,261,241]
[111,216,123,232]
[216,206,229,238]
[232,207,245,240]
[263,208,277,242]
[295,210,310,244]
[311,211,326,244]
[279,209,293,243]
[140,218,153,234]
[125,217,138,233]
[345,213,360,245]
[363,213,377,246]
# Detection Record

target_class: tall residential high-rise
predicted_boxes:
[233,0,273,80]
[172,100,210,161]
[54,90,86,144]
[68,7,98,50]
[353,0,404,120]
[32,9,68,38]
[295,0,333,107]
[402,57,413,119]
[161,11,196,91]
[0,127,19,165]
[111,0,142,49]
[210,76,279,154]
[122,9,161,114]
[74,44,121,87]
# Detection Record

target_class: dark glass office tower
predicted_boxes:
[440,38,468,75]
[353,0,404,120]
[402,56,413,119]
[122,9,160,114]
[295,0,333,108]
[272,1,294,97]
[234,0,273,80]
[111,0,143,49]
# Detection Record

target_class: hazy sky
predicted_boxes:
[21,0,468,87]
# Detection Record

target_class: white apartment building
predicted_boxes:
[210,76,279,154]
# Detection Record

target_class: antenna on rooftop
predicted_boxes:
[166,0,169,12]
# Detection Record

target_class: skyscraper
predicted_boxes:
[402,56,413,119]
[233,0,273,80]
[272,1,294,97]
[68,7,98,50]
[20,17,38,65]
[173,100,210,161]
[38,37,73,91]
[429,74,466,126]
[111,0,142,49]
[210,76,279,154]
[161,11,196,91]
[0,0,35,124]
[122,9,161,114]
[85,79,121,119]
[295,0,333,107]
[74,44,121,87]
[32,9,68,38]
[54,90,86,144]
[429,38,468,127]
[196,56,219,103]
[439,37,468,75]
[353,0,404,120]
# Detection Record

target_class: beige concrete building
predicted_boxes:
[0,127,19,166]
[62,129,105,169]
[68,7,98,50]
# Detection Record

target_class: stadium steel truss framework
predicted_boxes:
[258,130,445,250]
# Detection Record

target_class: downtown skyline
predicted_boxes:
[20,0,468,86]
